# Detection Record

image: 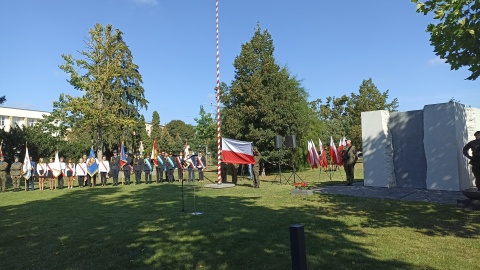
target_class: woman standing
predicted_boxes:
[75,158,86,188]
[47,157,55,190]
[99,155,110,187]
[66,158,75,189]
[37,158,46,191]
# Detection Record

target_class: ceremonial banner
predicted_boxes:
[87,148,98,176]
[50,151,62,178]
[0,140,3,158]
[22,145,32,179]
[221,138,255,165]
[307,140,318,169]
[151,138,158,166]
[318,139,328,168]
[337,137,346,166]
[120,142,127,168]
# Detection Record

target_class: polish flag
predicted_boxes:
[307,140,316,168]
[221,138,255,164]
[329,136,339,165]
[319,139,328,168]
[337,137,346,166]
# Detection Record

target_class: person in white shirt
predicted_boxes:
[99,155,110,187]
[47,158,55,190]
[37,158,46,191]
[75,158,87,188]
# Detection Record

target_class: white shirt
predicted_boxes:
[75,163,87,176]
[99,160,110,173]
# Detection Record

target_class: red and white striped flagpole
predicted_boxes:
[216,0,222,184]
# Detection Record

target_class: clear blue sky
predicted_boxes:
[1,0,478,125]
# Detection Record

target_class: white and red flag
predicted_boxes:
[337,137,346,166]
[318,139,328,168]
[307,140,320,169]
[221,138,255,164]
[329,136,339,165]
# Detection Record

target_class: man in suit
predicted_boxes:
[197,151,206,181]
[143,154,153,184]
[27,156,36,191]
[156,151,166,183]
[110,150,120,186]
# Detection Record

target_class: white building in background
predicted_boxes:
[0,106,50,131]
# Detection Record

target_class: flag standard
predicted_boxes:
[22,145,32,179]
[337,137,346,166]
[329,137,339,165]
[120,142,127,168]
[151,138,158,166]
[221,138,255,164]
[87,148,98,176]
[0,140,3,158]
[318,139,328,168]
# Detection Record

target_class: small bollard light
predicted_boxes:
[290,224,307,270]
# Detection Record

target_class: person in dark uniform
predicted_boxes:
[110,150,120,186]
[187,149,197,183]
[144,154,153,184]
[133,153,144,184]
[11,156,22,192]
[123,153,132,185]
[231,163,239,184]
[165,152,175,183]
[156,151,166,183]
[252,147,261,188]
[341,139,358,186]
[220,155,227,183]
[463,131,480,189]
[175,151,184,182]
[0,156,8,192]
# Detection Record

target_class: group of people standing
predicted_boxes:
[0,148,209,192]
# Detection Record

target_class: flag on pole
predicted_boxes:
[337,137,346,166]
[307,140,319,169]
[151,138,158,166]
[87,147,98,176]
[51,151,62,177]
[22,145,32,180]
[329,136,339,165]
[221,138,255,164]
[120,142,127,168]
[0,140,3,158]
[319,139,328,168]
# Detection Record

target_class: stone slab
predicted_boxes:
[204,183,236,189]
[457,199,480,211]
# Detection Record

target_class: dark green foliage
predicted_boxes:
[412,0,480,80]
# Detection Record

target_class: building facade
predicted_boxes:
[0,106,50,131]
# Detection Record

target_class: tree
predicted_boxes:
[221,25,310,168]
[346,78,398,149]
[0,96,5,105]
[412,0,480,80]
[56,23,148,159]
[151,111,162,141]
[164,120,195,144]
[194,105,216,157]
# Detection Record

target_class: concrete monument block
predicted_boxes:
[361,110,396,187]
[423,102,469,191]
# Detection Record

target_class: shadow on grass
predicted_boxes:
[0,184,435,270]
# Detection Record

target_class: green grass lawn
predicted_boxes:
[1,165,479,269]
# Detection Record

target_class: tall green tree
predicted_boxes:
[164,120,195,144]
[194,105,216,157]
[221,25,310,168]
[55,23,148,159]
[412,0,480,80]
[347,78,398,149]
[150,111,162,141]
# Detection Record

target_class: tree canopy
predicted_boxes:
[55,23,148,158]
[412,0,480,80]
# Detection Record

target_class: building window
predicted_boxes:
[28,118,36,127]
[0,116,4,126]
[13,117,24,127]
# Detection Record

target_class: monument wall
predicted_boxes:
[362,102,475,191]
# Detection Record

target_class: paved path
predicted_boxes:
[313,182,466,205]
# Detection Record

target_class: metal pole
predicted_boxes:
[290,224,307,270]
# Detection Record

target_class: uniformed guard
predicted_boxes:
[144,154,153,184]
[123,153,132,185]
[156,151,165,183]
[133,152,144,184]
[0,156,8,192]
[165,152,175,183]
[10,156,23,192]
[175,152,184,182]
[110,150,120,186]
[252,147,261,188]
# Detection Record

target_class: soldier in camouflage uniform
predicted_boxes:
[10,156,23,192]
[0,156,8,192]
[252,147,261,188]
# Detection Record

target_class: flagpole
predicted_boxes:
[215,0,222,184]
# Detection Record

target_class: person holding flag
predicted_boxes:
[22,145,32,191]
[133,152,144,185]
[86,148,99,187]
[197,151,206,182]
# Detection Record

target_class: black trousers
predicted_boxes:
[111,168,119,185]
[124,170,131,184]
[144,170,151,183]
[58,175,64,189]
[100,172,108,185]
[135,170,142,184]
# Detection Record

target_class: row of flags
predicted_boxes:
[307,137,346,169]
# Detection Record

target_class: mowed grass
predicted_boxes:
[1,164,479,270]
